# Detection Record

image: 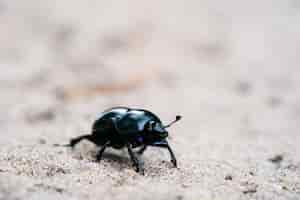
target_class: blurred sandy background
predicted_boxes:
[0,0,300,199]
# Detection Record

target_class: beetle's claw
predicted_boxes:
[139,169,145,175]
[134,165,145,175]
[132,160,144,175]
[171,159,177,168]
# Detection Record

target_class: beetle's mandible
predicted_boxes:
[68,107,182,174]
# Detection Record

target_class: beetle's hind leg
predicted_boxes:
[127,144,144,175]
[69,134,94,148]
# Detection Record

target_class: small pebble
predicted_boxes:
[38,138,47,145]
[282,186,288,190]
[242,182,258,194]
[225,175,233,181]
[268,155,283,164]
[235,81,252,96]
[176,195,184,200]
[267,96,283,108]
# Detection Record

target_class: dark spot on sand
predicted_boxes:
[243,187,257,194]
[285,163,299,171]
[176,195,184,200]
[267,96,283,108]
[38,138,47,145]
[53,24,75,47]
[241,181,258,194]
[249,171,255,176]
[282,185,288,191]
[0,2,7,14]
[0,169,8,173]
[235,81,252,96]
[225,174,233,181]
[268,154,283,164]
[45,166,70,177]
[34,183,65,193]
[25,109,56,123]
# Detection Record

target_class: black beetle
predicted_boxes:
[68,107,182,174]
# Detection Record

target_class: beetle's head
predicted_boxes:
[146,121,168,140]
[145,115,182,142]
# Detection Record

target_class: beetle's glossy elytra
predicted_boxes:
[68,107,182,174]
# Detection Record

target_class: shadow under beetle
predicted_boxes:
[68,107,182,174]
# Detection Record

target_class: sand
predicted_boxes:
[1,0,300,199]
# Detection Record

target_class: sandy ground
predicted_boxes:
[1,0,300,199]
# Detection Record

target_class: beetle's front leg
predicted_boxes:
[127,143,144,174]
[96,141,110,162]
[69,134,94,148]
[137,145,147,155]
[166,143,177,167]
[151,140,177,167]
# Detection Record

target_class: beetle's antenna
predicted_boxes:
[164,115,182,128]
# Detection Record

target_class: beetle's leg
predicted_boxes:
[151,140,177,167]
[127,144,144,174]
[69,134,93,148]
[137,145,147,155]
[166,144,177,167]
[96,141,110,162]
